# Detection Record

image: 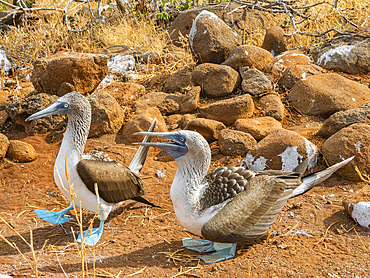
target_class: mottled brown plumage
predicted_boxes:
[76,159,145,204]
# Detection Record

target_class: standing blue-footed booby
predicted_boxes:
[135,130,354,263]
[26,91,157,246]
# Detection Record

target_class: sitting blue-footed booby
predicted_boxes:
[135,130,354,263]
[26,91,157,246]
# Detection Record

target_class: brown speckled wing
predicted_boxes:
[76,159,145,204]
[201,175,292,243]
[199,166,255,211]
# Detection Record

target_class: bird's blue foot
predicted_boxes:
[182,238,237,263]
[34,204,73,225]
[182,237,216,252]
[77,220,104,246]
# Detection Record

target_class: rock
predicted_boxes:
[185,118,226,141]
[234,117,282,141]
[7,93,63,135]
[191,63,240,98]
[273,50,311,69]
[278,64,323,90]
[101,82,146,107]
[180,86,200,114]
[189,10,240,64]
[218,129,257,156]
[255,94,285,121]
[132,92,182,115]
[165,114,183,130]
[0,133,9,159]
[32,52,108,96]
[321,123,370,181]
[343,186,370,230]
[0,109,8,126]
[288,73,370,116]
[240,68,273,96]
[317,102,370,138]
[163,44,190,65]
[168,2,269,47]
[261,27,288,57]
[88,92,124,137]
[241,128,318,171]
[222,45,273,72]
[6,140,37,162]
[199,94,254,125]
[135,51,161,65]
[180,114,197,129]
[120,108,168,144]
[163,67,193,93]
[312,39,370,74]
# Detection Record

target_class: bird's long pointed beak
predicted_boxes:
[134,131,188,159]
[26,101,69,121]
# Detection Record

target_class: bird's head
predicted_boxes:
[26,91,90,121]
[134,130,210,160]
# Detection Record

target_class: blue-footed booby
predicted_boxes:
[135,130,354,263]
[26,91,157,246]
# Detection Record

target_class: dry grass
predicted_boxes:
[0,0,368,75]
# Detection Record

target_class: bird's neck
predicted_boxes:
[58,112,91,165]
[171,151,211,207]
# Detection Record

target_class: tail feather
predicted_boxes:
[291,156,354,198]
[129,118,157,174]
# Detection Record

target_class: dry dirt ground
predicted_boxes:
[1,84,370,277]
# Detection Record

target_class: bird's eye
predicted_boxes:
[64,104,69,108]
[180,137,184,142]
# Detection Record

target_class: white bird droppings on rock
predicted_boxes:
[317,45,355,65]
[351,202,370,230]
[0,50,12,74]
[278,146,303,171]
[241,154,268,171]
[354,141,362,152]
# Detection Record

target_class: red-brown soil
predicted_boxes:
[0,126,369,277]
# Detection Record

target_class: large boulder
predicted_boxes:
[32,52,108,96]
[189,10,240,64]
[261,26,288,57]
[222,45,273,72]
[218,129,257,156]
[317,102,370,138]
[191,63,240,98]
[255,94,285,121]
[185,118,226,141]
[6,140,37,163]
[7,93,63,135]
[278,64,323,90]
[312,39,370,74]
[199,94,254,125]
[100,82,146,107]
[120,108,168,144]
[88,92,124,137]
[132,92,182,115]
[163,67,193,93]
[240,68,273,96]
[273,50,311,69]
[234,117,282,141]
[288,73,370,116]
[241,128,318,171]
[321,123,370,181]
[168,2,270,47]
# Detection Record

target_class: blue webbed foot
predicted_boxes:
[34,204,73,225]
[77,220,104,246]
[199,242,237,263]
[182,238,237,263]
[182,237,215,252]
